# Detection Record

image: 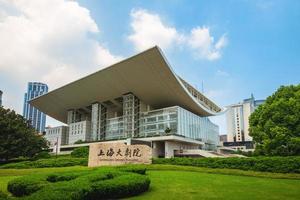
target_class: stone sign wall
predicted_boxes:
[88,142,152,167]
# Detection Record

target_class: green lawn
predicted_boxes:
[0,165,300,200]
[127,170,300,200]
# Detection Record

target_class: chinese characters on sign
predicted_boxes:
[97,147,142,158]
[88,142,152,167]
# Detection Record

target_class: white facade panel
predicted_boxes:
[68,121,91,144]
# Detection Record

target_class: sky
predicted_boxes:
[0,0,299,134]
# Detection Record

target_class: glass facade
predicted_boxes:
[105,116,124,140]
[23,82,48,132]
[104,106,219,146]
[139,107,178,137]
[139,106,219,145]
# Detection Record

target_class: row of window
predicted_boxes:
[70,130,83,135]
[47,129,60,135]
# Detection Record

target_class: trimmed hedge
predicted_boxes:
[7,174,48,197]
[7,166,150,199]
[86,173,150,199]
[117,165,147,175]
[153,157,300,173]
[71,147,89,158]
[0,191,8,199]
[0,158,88,169]
[32,151,51,160]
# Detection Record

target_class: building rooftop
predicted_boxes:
[30,46,222,123]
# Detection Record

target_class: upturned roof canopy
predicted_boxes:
[30,46,222,123]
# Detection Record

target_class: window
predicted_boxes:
[169,113,177,120]
[158,116,164,121]
[170,122,177,131]
[158,124,164,130]
[147,117,156,123]
[146,125,156,130]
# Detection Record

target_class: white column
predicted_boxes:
[91,103,100,141]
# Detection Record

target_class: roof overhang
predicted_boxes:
[30,46,222,123]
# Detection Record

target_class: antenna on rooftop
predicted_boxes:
[202,81,204,93]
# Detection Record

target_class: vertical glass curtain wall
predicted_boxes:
[139,106,219,145]
[139,107,178,137]
[103,105,219,145]
[105,116,124,140]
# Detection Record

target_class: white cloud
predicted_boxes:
[128,9,183,52]
[0,0,121,121]
[127,9,228,61]
[215,35,228,50]
[188,27,228,60]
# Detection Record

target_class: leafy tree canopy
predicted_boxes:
[0,107,48,161]
[249,84,300,156]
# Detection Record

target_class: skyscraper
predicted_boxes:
[224,94,265,150]
[0,90,2,107]
[23,82,48,132]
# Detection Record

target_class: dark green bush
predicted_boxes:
[7,174,48,196]
[87,174,150,199]
[0,191,8,199]
[74,140,85,144]
[0,158,88,169]
[71,147,89,158]
[33,151,51,160]
[117,165,147,175]
[153,156,300,173]
[47,173,78,183]
[7,167,150,199]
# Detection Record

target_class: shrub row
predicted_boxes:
[153,156,300,173]
[0,191,8,199]
[0,158,88,169]
[7,174,48,197]
[7,166,150,200]
[70,147,89,158]
[86,173,150,199]
[117,165,147,175]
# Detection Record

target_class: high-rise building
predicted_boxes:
[23,82,48,132]
[225,94,264,150]
[0,90,2,107]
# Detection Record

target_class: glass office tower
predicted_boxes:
[23,82,48,132]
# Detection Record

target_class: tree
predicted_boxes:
[249,84,300,156]
[74,139,85,144]
[0,107,48,161]
[165,127,171,134]
[71,146,89,158]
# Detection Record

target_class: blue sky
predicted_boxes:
[0,0,299,134]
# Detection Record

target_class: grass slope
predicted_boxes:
[1,165,300,200]
[127,170,300,200]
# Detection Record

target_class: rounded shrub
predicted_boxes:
[71,147,89,158]
[32,151,51,160]
[86,173,150,199]
[7,174,48,197]
[7,167,150,199]
[0,191,8,199]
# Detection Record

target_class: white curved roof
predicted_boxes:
[30,46,222,123]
